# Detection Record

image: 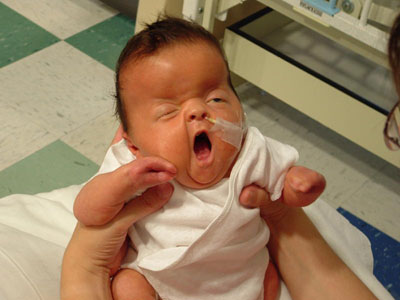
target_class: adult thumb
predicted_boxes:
[239,184,272,208]
[115,182,174,231]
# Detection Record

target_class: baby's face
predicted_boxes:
[120,42,243,189]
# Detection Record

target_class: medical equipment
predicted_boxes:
[206,116,247,149]
[303,0,340,16]
[135,0,400,165]
[272,0,399,64]
[180,0,399,66]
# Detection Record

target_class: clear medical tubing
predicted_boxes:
[206,115,247,149]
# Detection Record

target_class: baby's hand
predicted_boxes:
[74,156,177,226]
[282,166,326,207]
[239,166,325,222]
[123,156,177,197]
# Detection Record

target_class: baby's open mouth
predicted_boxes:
[194,132,212,160]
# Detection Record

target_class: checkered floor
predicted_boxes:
[0,0,398,298]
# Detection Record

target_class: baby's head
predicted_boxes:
[115,16,244,189]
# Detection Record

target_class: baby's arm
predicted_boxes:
[74,157,177,226]
[281,166,326,207]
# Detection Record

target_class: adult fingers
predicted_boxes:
[264,261,280,300]
[239,184,289,222]
[115,182,174,232]
[109,239,128,276]
[239,184,271,208]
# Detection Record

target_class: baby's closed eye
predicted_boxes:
[156,105,179,119]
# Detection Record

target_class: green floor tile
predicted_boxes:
[66,14,135,70]
[0,140,99,198]
[0,2,59,68]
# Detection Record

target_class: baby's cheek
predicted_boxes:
[159,145,190,174]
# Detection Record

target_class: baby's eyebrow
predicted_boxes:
[205,86,229,96]
[152,97,174,103]
[150,98,180,108]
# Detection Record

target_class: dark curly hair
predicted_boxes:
[114,16,235,132]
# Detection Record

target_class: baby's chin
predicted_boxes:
[179,149,239,189]
[176,171,228,190]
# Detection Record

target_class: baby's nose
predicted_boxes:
[186,103,209,122]
[189,111,208,121]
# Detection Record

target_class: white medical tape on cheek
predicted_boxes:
[206,116,246,149]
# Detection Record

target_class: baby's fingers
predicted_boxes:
[125,157,177,191]
[287,166,325,193]
[282,166,326,207]
[136,156,177,175]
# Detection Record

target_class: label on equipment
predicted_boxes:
[299,0,323,17]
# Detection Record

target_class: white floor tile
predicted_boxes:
[0,41,115,136]
[61,111,120,165]
[292,127,387,209]
[341,164,400,241]
[1,0,118,39]
[0,104,58,171]
[237,83,397,223]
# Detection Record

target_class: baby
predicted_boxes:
[74,17,323,300]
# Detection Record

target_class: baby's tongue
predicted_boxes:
[194,133,211,160]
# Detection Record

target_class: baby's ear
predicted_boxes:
[122,131,142,158]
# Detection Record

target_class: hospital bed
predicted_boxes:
[136,0,400,168]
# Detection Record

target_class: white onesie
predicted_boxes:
[99,126,298,300]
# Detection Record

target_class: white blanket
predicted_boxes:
[119,127,298,300]
[0,156,394,300]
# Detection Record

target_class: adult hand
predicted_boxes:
[239,166,326,300]
[239,166,326,225]
[239,168,377,300]
[61,183,174,300]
